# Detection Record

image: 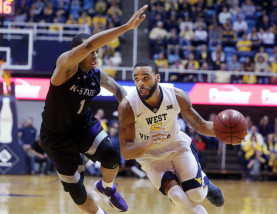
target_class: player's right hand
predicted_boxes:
[125,5,148,30]
[149,129,169,144]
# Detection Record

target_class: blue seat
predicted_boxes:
[224,47,236,53]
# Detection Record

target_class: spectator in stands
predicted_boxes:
[245,116,253,133]
[107,1,122,17]
[33,0,44,18]
[182,53,199,82]
[179,15,193,32]
[66,14,77,24]
[263,134,277,173]
[211,44,225,63]
[218,7,231,25]
[244,125,265,147]
[104,59,117,78]
[94,109,108,132]
[30,137,49,175]
[151,36,167,56]
[236,33,252,58]
[193,25,208,46]
[227,54,241,71]
[258,116,274,138]
[179,25,194,46]
[110,13,122,27]
[243,134,266,180]
[254,55,270,84]
[270,55,277,84]
[261,28,275,48]
[167,14,179,32]
[231,7,246,23]
[196,44,210,65]
[214,63,230,83]
[208,19,222,48]
[254,46,269,62]
[14,8,28,22]
[166,29,180,56]
[49,17,62,35]
[242,0,256,19]
[242,56,256,84]
[269,46,277,63]
[230,68,243,84]
[149,21,168,41]
[18,117,37,174]
[106,23,120,52]
[221,24,237,47]
[110,51,122,67]
[78,11,92,28]
[258,15,271,33]
[26,4,40,22]
[233,16,248,37]
[247,27,262,51]
[92,12,107,29]
[42,2,54,23]
[182,44,194,60]
[95,0,107,13]
[212,52,224,70]
[155,52,169,69]
[55,1,68,22]
[165,0,179,14]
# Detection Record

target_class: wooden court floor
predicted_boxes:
[0,175,276,214]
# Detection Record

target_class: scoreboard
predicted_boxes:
[0,0,13,16]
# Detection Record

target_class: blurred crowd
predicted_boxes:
[149,0,277,84]
[12,0,124,76]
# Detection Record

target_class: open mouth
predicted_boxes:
[139,89,149,95]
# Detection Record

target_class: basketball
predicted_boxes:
[213,109,248,145]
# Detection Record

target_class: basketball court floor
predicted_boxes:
[0,175,276,214]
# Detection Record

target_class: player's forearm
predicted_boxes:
[85,25,129,52]
[121,141,153,160]
[197,121,216,137]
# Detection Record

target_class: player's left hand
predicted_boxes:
[125,5,148,30]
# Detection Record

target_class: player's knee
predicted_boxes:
[68,184,87,205]
[168,189,184,204]
[98,139,120,169]
[186,187,206,203]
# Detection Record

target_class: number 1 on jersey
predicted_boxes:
[77,99,85,114]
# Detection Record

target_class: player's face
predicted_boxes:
[80,50,98,71]
[134,66,160,100]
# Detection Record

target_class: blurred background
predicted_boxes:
[0,0,277,183]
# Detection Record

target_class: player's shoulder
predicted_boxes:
[173,87,185,97]
[119,97,132,112]
[173,87,191,106]
[118,97,135,120]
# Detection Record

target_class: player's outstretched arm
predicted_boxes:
[100,69,127,102]
[175,88,216,137]
[54,5,148,78]
[118,98,168,160]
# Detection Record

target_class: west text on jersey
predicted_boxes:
[145,113,167,125]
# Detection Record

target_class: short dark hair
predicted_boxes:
[71,33,90,49]
[134,59,159,74]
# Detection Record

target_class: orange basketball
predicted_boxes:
[213,109,247,145]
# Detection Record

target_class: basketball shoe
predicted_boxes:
[94,179,128,212]
[206,180,224,207]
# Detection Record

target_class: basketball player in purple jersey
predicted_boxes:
[40,5,148,214]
